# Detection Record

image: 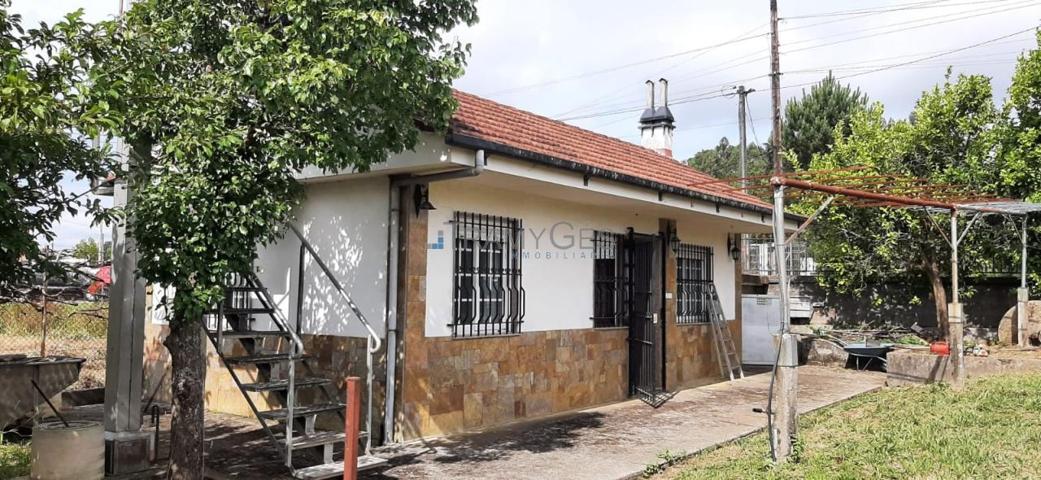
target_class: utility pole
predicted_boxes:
[770,0,782,176]
[736,86,754,186]
[768,0,799,464]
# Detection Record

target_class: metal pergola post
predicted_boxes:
[1019,215,1030,347]
[949,210,966,389]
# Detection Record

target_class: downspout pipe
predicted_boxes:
[383,149,486,444]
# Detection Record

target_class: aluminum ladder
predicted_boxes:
[204,272,386,479]
[707,283,744,381]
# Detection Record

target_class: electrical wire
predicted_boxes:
[564,24,1037,123]
[648,0,1035,105]
[781,26,1039,92]
[557,90,728,121]
[780,0,1019,20]
[782,0,1041,55]
[488,30,769,96]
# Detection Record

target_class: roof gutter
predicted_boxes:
[445,133,803,223]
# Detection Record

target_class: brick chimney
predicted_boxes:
[638,78,676,158]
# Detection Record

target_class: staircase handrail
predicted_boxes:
[287,223,382,354]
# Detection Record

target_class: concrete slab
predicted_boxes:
[365,366,885,480]
[52,366,882,479]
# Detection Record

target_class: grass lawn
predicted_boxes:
[0,438,30,479]
[663,373,1041,479]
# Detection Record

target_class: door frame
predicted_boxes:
[624,228,667,404]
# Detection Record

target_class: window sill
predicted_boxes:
[448,332,522,341]
[592,325,629,331]
[676,321,712,326]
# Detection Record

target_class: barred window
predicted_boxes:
[591,231,624,328]
[452,212,524,338]
[676,243,713,324]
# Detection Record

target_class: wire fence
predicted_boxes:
[0,300,108,390]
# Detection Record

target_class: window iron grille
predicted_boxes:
[591,231,624,328]
[676,243,713,324]
[451,211,525,338]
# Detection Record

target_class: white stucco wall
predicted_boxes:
[255,177,389,338]
[424,181,736,338]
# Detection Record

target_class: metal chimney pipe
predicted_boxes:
[659,78,669,108]
[645,80,655,110]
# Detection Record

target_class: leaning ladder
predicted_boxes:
[707,284,744,381]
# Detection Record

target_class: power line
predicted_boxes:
[488,30,769,96]
[557,23,1035,126]
[781,25,1039,91]
[785,44,1029,73]
[647,0,1036,102]
[649,0,1036,105]
[556,91,730,122]
[781,0,1018,33]
[553,22,770,119]
[782,0,1041,55]
[544,1,1037,128]
[779,0,1028,21]
[619,116,771,141]
[746,101,763,146]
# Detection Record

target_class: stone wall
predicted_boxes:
[394,200,738,441]
[398,328,628,439]
[200,333,375,432]
[792,277,1020,329]
[887,348,1041,386]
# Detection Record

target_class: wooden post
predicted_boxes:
[344,377,361,480]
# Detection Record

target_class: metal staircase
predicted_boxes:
[204,225,386,479]
[707,284,744,381]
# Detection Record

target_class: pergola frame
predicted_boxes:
[689,169,1041,463]
[769,176,1041,378]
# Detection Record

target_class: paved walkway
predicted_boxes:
[364,366,885,480]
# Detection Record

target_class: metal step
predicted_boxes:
[223,352,310,364]
[292,456,388,479]
[276,430,369,450]
[241,377,330,392]
[222,307,276,315]
[258,403,345,421]
[211,330,291,339]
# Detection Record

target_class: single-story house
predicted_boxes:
[142,79,797,476]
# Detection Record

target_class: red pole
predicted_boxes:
[344,377,361,480]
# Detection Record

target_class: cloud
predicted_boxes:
[11,0,1039,248]
[454,0,1039,159]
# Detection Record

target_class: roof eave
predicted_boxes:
[445,132,804,223]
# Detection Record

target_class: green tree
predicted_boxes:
[783,73,868,170]
[88,0,476,475]
[805,73,1000,334]
[70,238,111,264]
[70,238,98,262]
[687,137,769,179]
[0,3,110,300]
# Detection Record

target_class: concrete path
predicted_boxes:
[364,366,885,480]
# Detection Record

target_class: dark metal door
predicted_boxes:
[625,231,666,405]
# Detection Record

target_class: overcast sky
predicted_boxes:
[11,0,1041,248]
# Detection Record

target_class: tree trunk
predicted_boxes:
[165,304,206,479]
[924,256,949,338]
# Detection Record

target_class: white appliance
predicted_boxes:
[741,294,783,365]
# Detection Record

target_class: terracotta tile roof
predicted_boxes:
[449,90,771,209]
